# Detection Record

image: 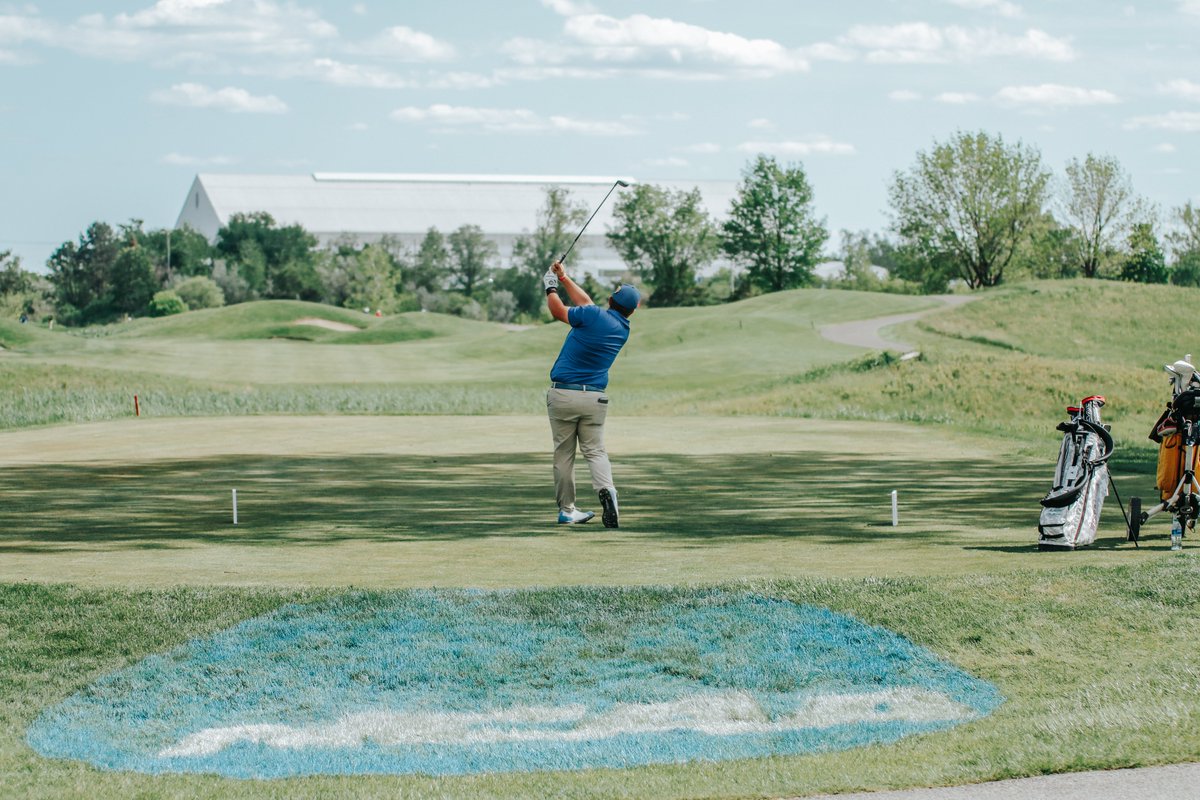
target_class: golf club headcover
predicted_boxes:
[543,270,558,294]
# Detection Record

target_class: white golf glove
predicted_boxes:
[543,270,559,293]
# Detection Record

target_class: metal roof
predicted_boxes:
[175,173,738,243]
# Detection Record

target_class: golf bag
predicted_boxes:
[1038,395,1113,549]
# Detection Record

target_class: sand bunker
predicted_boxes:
[293,317,360,332]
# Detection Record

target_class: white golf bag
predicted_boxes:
[1038,395,1114,549]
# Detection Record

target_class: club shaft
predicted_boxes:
[559,181,624,265]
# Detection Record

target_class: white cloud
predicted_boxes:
[348,121,368,131]
[1159,79,1200,102]
[427,71,499,90]
[1181,0,1200,15]
[303,58,413,89]
[352,3,367,14]
[150,82,288,113]
[748,117,774,130]
[363,25,454,61]
[888,89,922,101]
[161,151,235,166]
[1125,111,1200,132]
[798,41,856,62]
[514,3,808,78]
[390,104,638,135]
[682,142,720,154]
[840,24,1073,64]
[946,0,1023,17]
[994,83,1119,108]
[935,91,979,104]
[737,137,856,156]
[1155,142,1177,153]
[645,156,689,168]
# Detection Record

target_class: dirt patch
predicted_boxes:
[293,317,361,332]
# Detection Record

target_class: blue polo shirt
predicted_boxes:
[549,304,631,389]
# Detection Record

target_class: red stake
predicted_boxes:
[134,395,140,417]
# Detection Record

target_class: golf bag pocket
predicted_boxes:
[1039,397,1113,549]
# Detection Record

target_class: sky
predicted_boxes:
[1,0,1198,271]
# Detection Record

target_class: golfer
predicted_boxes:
[543,261,639,528]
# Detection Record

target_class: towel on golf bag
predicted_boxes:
[1039,395,1113,549]
[1150,404,1200,501]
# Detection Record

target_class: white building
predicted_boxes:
[175,173,738,280]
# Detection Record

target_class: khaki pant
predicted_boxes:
[546,387,614,511]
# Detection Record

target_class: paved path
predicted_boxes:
[819,294,977,352]
[797,762,1200,800]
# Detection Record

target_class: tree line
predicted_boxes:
[2,136,1198,327]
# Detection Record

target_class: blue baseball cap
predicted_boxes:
[610,284,640,313]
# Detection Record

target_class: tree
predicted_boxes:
[47,221,121,322]
[503,187,588,315]
[1120,223,1168,284]
[1171,250,1200,288]
[608,184,718,306]
[1168,201,1200,263]
[0,250,32,296]
[1011,212,1083,280]
[721,155,828,292]
[1059,153,1151,278]
[0,250,51,318]
[888,130,1050,289]
[409,228,450,292]
[214,212,318,299]
[143,225,212,282]
[835,231,885,292]
[345,244,399,312]
[108,244,159,316]
[447,224,497,298]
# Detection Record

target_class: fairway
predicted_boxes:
[0,415,1159,588]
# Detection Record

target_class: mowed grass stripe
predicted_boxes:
[0,416,1163,588]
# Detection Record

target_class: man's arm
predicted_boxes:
[545,261,593,324]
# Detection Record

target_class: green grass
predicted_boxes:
[3,280,1199,797]
[0,289,933,427]
[3,560,1198,799]
[0,415,1169,588]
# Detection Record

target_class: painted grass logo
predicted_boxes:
[27,589,1002,778]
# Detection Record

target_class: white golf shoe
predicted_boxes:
[558,508,595,525]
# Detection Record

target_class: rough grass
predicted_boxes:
[2,559,1198,799]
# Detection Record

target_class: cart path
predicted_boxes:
[796,762,1200,800]
[820,294,977,352]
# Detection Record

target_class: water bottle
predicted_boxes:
[1171,518,1183,551]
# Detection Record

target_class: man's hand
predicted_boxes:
[552,261,566,280]
[543,268,559,294]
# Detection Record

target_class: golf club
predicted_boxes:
[558,179,632,265]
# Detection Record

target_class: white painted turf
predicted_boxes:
[160,687,975,758]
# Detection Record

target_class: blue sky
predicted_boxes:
[2,0,1197,270]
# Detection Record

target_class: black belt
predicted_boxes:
[551,382,606,393]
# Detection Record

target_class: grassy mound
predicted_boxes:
[705,280,1196,452]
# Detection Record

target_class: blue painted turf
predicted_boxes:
[27,589,1002,777]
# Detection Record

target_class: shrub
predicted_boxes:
[172,276,225,309]
[148,290,188,317]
